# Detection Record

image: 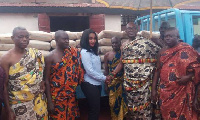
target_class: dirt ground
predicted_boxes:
[1,96,111,120]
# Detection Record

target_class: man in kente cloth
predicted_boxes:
[104,37,128,120]
[152,27,200,120]
[0,27,48,120]
[44,30,84,120]
[111,22,160,119]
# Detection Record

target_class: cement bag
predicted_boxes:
[137,31,142,37]
[40,50,50,57]
[99,46,112,55]
[99,55,104,62]
[0,51,7,57]
[66,32,78,40]
[0,33,13,44]
[98,30,123,39]
[51,32,55,39]
[141,30,160,39]
[75,40,80,48]
[51,40,76,49]
[98,38,112,46]
[50,40,56,49]
[75,32,83,40]
[69,40,76,47]
[0,44,14,51]
[28,40,51,51]
[51,32,78,40]
[29,31,52,42]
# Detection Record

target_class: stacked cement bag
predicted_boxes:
[140,30,160,39]
[0,33,14,57]
[98,30,128,70]
[29,31,52,57]
[50,31,83,51]
[0,31,52,57]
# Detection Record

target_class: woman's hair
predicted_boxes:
[80,29,99,55]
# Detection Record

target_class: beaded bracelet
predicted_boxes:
[109,71,117,78]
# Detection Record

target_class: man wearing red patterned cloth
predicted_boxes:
[44,30,84,120]
[152,27,200,120]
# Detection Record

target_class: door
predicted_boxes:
[38,13,50,33]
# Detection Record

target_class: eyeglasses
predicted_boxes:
[127,27,138,31]
[164,35,177,39]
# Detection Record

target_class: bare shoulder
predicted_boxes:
[104,51,111,57]
[0,50,15,70]
[0,50,13,64]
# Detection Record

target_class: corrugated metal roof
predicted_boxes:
[0,3,106,7]
[0,2,199,15]
[0,6,160,15]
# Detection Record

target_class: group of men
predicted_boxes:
[0,28,84,120]
[0,20,199,120]
[104,21,200,120]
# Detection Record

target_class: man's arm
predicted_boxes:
[0,54,16,120]
[151,50,161,103]
[193,83,200,112]
[151,37,164,48]
[44,54,54,113]
[77,51,84,85]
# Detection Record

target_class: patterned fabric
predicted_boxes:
[108,51,128,120]
[122,37,160,119]
[50,47,84,120]
[159,42,200,120]
[8,48,48,120]
[122,58,157,64]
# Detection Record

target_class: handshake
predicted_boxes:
[105,71,116,85]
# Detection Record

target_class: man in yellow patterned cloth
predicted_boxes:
[0,27,48,120]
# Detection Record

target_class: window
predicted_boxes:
[121,15,137,26]
[193,16,200,35]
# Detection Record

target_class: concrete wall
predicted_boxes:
[105,15,121,31]
[0,13,39,34]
